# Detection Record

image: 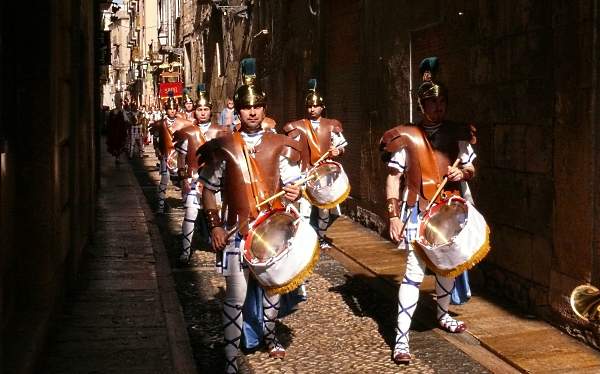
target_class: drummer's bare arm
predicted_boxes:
[386,170,405,242]
[447,164,475,182]
[202,188,227,251]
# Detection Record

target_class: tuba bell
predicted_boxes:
[570,284,600,322]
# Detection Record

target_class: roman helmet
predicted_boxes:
[182,88,194,106]
[305,78,325,107]
[416,56,447,112]
[234,57,266,111]
[195,83,212,108]
[164,90,178,110]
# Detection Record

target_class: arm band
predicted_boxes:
[386,198,400,219]
[205,209,223,230]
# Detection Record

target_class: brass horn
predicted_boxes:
[570,284,600,322]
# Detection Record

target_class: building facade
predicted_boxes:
[1,0,101,371]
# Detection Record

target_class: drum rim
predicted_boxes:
[417,196,468,246]
[304,161,350,208]
[243,208,299,264]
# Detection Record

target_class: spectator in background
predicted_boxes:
[218,97,239,131]
[106,97,128,165]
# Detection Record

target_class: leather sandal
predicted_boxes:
[393,351,412,365]
[439,319,467,333]
[268,345,286,359]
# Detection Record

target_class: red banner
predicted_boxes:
[159,82,184,99]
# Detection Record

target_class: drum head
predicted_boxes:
[249,212,296,261]
[306,163,341,193]
[422,200,468,246]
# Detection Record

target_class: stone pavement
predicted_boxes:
[39,140,600,374]
[327,217,600,373]
[39,147,196,374]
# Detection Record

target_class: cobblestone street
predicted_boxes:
[131,148,492,373]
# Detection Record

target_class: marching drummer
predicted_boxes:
[379,57,477,365]
[151,92,193,214]
[283,78,348,249]
[176,84,228,265]
[197,58,303,373]
[177,89,197,122]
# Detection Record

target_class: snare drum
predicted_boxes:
[304,161,351,209]
[412,196,490,278]
[241,207,320,295]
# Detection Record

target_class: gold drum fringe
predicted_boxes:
[262,243,321,296]
[412,225,491,278]
[304,184,351,210]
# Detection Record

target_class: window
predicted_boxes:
[184,42,192,85]
[216,42,223,77]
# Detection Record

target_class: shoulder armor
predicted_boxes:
[263,132,302,163]
[262,117,277,131]
[379,124,419,162]
[196,134,231,166]
[283,119,304,137]
[320,117,343,133]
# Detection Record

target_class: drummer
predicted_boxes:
[151,92,193,215]
[197,58,303,373]
[283,78,347,249]
[380,57,477,365]
[176,84,228,265]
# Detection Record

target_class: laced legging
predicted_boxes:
[157,157,169,211]
[395,250,457,354]
[222,271,281,373]
[180,188,199,261]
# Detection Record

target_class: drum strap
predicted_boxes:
[303,119,324,164]
[232,132,277,222]
[412,127,442,204]
[196,127,208,145]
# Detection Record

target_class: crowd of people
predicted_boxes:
[104,55,480,373]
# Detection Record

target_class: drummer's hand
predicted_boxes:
[447,165,464,182]
[283,184,301,201]
[182,179,191,195]
[389,217,405,243]
[211,227,227,252]
[329,147,340,157]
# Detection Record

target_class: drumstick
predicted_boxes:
[255,173,317,209]
[424,158,460,212]
[395,207,412,243]
[394,159,460,243]
[253,146,339,210]
[313,149,332,166]
[224,220,249,241]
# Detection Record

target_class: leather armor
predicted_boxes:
[173,123,228,177]
[283,118,343,169]
[197,132,302,233]
[380,121,475,208]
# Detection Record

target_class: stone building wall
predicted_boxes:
[1,0,98,371]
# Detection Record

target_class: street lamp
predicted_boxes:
[158,26,168,50]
